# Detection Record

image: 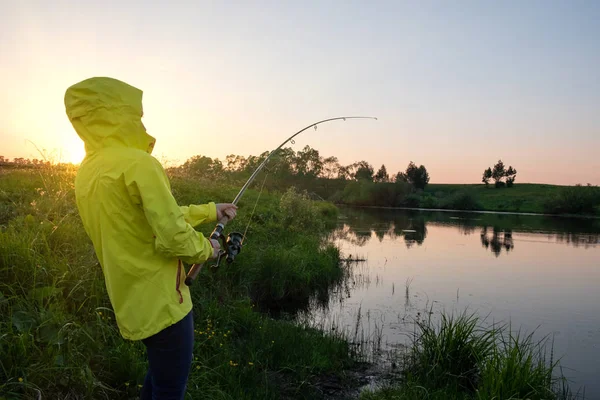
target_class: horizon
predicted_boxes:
[1,1,599,185]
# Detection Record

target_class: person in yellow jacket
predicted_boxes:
[64,76,237,399]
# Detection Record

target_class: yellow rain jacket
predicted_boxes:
[65,77,216,340]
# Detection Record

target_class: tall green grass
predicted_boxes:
[361,311,580,400]
[0,167,352,399]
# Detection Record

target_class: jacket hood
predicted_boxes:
[65,77,156,155]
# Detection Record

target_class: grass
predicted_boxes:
[330,180,599,216]
[360,311,581,400]
[425,183,599,215]
[0,166,353,399]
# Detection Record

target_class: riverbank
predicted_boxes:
[0,168,355,399]
[331,181,600,217]
[425,183,570,213]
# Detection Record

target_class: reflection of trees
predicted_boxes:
[403,217,427,248]
[555,232,599,249]
[333,207,598,252]
[480,226,514,257]
[329,225,372,247]
[331,212,428,248]
[457,223,478,236]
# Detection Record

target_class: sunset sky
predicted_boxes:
[1,0,599,184]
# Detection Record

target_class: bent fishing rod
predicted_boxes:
[185,116,377,286]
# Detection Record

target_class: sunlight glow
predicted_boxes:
[65,140,86,164]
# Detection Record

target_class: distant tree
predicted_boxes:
[225,154,248,171]
[337,164,351,180]
[492,160,506,188]
[354,161,374,181]
[405,161,430,190]
[182,155,223,178]
[416,165,430,189]
[505,166,517,187]
[244,151,270,173]
[482,167,492,186]
[294,145,323,178]
[321,156,340,179]
[374,164,389,183]
[394,171,408,183]
[267,147,295,179]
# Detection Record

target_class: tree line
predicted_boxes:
[173,145,430,190]
[0,156,53,167]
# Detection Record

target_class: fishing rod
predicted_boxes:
[184,116,377,286]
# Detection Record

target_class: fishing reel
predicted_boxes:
[211,231,244,268]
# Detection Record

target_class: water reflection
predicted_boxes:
[333,207,600,256]
[480,227,514,257]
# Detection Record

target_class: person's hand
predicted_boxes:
[210,239,221,259]
[216,203,238,220]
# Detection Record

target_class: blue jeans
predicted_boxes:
[140,311,194,400]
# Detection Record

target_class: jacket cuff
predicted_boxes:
[208,202,217,222]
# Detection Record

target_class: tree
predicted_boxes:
[374,164,389,183]
[405,161,430,190]
[294,145,323,178]
[337,164,351,180]
[482,167,492,186]
[225,154,247,171]
[505,166,517,187]
[492,160,506,188]
[394,172,408,183]
[354,161,374,181]
[182,155,223,178]
[321,156,340,179]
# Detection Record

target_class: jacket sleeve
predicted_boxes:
[125,155,214,265]
[180,203,217,227]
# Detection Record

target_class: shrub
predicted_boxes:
[440,191,482,211]
[543,185,600,215]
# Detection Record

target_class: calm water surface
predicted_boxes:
[304,208,600,397]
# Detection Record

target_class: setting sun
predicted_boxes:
[65,139,85,164]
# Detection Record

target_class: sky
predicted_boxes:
[1,0,599,184]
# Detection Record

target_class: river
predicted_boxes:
[303,207,600,398]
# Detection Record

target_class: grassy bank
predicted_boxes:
[333,181,600,216]
[360,312,579,400]
[418,183,599,216]
[0,167,353,399]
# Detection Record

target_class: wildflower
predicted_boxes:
[272,341,275,344]
[98,311,102,316]
[138,384,142,388]
[223,333,227,337]
[18,377,23,383]
[248,362,254,366]
[220,343,223,347]
[125,382,130,387]
[196,365,200,370]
